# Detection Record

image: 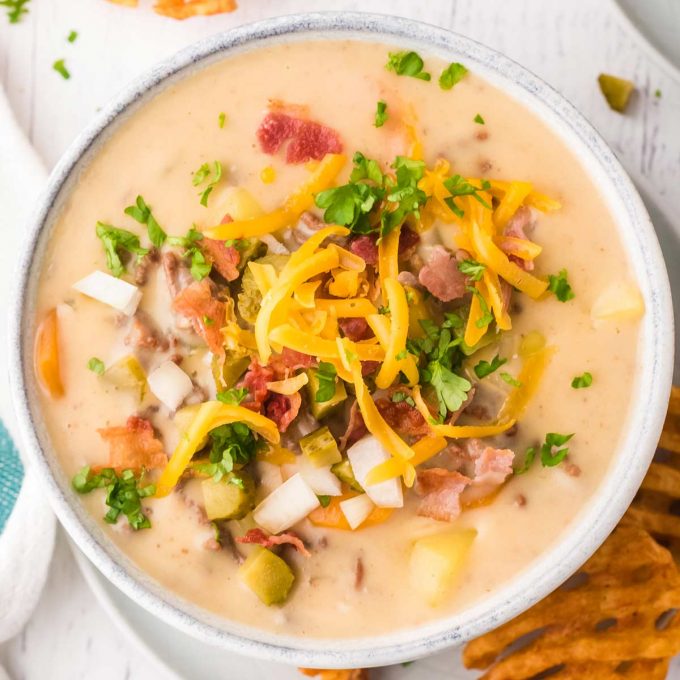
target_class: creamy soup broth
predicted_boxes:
[34,40,640,638]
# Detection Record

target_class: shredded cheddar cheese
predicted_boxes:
[374,278,411,389]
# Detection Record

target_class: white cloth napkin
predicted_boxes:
[0,86,56,644]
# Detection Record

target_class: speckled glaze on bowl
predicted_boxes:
[8,12,674,669]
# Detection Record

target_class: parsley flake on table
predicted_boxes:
[95,222,148,278]
[439,62,468,90]
[72,467,155,530]
[193,161,223,207]
[67,30,78,43]
[458,259,486,281]
[571,372,593,389]
[474,354,507,379]
[314,362,337,403]
[474,113,485,124]
[87,357,105,375]
[218,112,226,128]
[52,59,70,80]
[386,50,431,81]
[124,194,167,247]
[374,99,388,127]
[547,269,575,302]
[1,0,30,24]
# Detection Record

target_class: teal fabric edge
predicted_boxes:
[0,420,24,533]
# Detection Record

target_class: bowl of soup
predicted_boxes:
[8,12,673,669]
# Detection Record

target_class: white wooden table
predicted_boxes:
[1,1,679,678]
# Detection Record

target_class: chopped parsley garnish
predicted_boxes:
[547,269,575,302]
[218,112,226,128]
[458,259,486,281]
[374,100,388,128]
[193,422,260,482]
[439,62,468,90]
[467,286,494,328]
[386,50,431,81]
[500,372,522,388]
[474,113,485,125]
[193,161,223,207]
[571,372,593,389]
[216,387,248,405]
[514,433,575,474]
[655,89,662,98]
[409,315,471,419]
[443,175,491,218]
[1,0,30,24]
[52,59,70,80]
[124,195,167,248]
[315,151,427,237]
[315,361,337,402]
[317,495,331,508]
[395,349,408,361]
[474,354,507,379]
[167,227,211,280]
[541,432,574,467]
[87,357,105,375]
[203,315,214,326]
[378,305,390,315]
[95,222,148,278]
[392,391,416,408]
[67,30,78,43]
[72,467,155,530]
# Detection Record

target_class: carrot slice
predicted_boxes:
[34,308,64,398]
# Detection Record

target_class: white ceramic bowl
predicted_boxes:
[8,12,674,669]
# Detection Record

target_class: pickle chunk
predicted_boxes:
[598,74,635,113]
[239,547,295,605]
[306,368,347,419]
[409,529,477,606]
[202,472,255,520]
[300,426,342,467]
[331,459,364,493]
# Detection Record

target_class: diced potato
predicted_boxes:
[201,472,255,521]
[306,368,347,419]
[409,530,477,606]
[239,547,295,606]
[591,281,644,325]
[300,426,342,467]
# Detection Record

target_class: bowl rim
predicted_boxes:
[8,10,674,669]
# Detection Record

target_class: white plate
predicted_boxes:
[613,0,680,78]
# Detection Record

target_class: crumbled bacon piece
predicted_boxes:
[200,237,240,282]
[349,235,379,266]
[256,112,343,164]
[418,245,467,302]
[415,468,471,522]
[339,400,367,451]
[265,391,302,433]
[466,439,515,486]
[269,348,316,377]
[398,227,420,259]
[360,360,380,377]
[503,206,536,272]
[375,396,430,437]
[338,317,373,342]
[235,527,311,557]
[98,416,166,471]
[172,279,226,354]
[237,359,275,412]
[125,311,169,352]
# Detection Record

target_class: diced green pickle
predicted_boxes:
[212,351,250,391]
[598,74,635,113]
[102,355,147,401]
[306,368,347,419]
[236,239,265,271]
[237,254,289,324]
[300,426,342,467]
[239,547,295,605]
[331,459,364,493]
[201,472,255,520]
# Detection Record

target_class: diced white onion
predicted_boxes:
[296,456,342,496]
[253,473,320,534]
[347,436,404,508]
[72,271,142,316]
[259,233,289,255]
[340,494,375,530]
[147,360,193,411]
